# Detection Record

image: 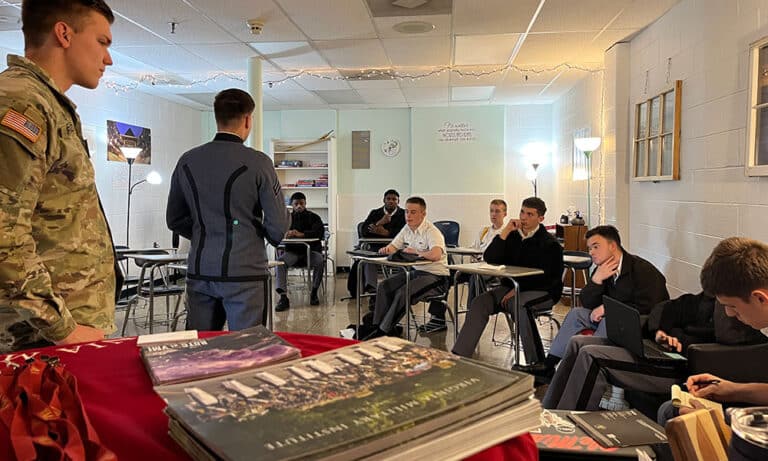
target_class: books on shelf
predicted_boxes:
[157,337,540,461]
[140,326,300,386]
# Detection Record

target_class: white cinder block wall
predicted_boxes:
[627,0,768,297]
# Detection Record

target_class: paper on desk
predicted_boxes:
[477,263,505,270]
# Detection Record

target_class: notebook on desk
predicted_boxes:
[347,249,383,257]
[604,296,687,363]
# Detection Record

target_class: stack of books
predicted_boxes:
[153,336,540,460]
[314,174,329,188]
[296,179,315,187]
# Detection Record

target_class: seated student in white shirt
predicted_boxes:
[459,199,507,304]
[367,197,450,338]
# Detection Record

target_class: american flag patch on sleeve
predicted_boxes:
[1,109,42,143]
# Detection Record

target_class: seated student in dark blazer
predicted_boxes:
[542,292,768,410]
[275,192,325,310]
[349,189,406,296]
[452,197,563,363]
[524,225,670,382]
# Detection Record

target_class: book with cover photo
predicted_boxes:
[141,326,300,385]
[157,337,535,461]
[568,409,668,448]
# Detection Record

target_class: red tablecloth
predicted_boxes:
[0,332,537,460]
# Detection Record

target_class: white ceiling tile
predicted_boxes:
[373,14,451,39]
[366,0,452,17]
[278,0,377,40]
[382,36,450,67]
[500,68,561,86]
[491,84,550,104]
[402,86,450,103]
[610,0,680,29]
[267,88,327,105]
[248,41,330,70]
[449,66,505,86]
[514,32,594,65]
[313,89,364,104]
[397,70,450,88]
[188,43,260,72]
[172,73,248,93]
[262,74,306,91]
[315,39,390,68]
[294,71,352,90]
[454,34,521,65]
[109,14,168,47]
[356,88,406,104]
[451,86,495,101]
[349,79,401,89]
[453,0,540,35]
[111,0,234,45]
[111,45,217,74]
[531,0,634,33]
[188,0,306,43]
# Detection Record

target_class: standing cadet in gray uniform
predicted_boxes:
[0,0,121,352]
[167,89,288,331]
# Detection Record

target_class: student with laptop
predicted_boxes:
[522,225,669,382]
[541,291,766,410]
[657,237,768,424]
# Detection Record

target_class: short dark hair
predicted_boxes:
[585,225,622,246]
[490,199,507,211]
[22,0,115,49]
[214,89,255,127]
[521,197,546,216]
[701,237,768,301]
[384,189,399,198]
[405,196,426,210]
[289,192,306,202]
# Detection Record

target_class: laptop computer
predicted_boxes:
[604,296,687,363]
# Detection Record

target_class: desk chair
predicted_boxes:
[432,220,460,248]
[491,291,559,362]
[413,221,460,334]
[121,251,185,335]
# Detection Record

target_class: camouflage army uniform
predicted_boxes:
[0,55,118,352]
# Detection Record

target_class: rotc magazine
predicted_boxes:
[157,337,539,461]
[140,326,300,385]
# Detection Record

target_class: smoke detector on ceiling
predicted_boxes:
[392,0,429,8]
[392,20,435,34]
[246,19,264,35]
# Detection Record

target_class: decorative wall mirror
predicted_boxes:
[632,80,681,181]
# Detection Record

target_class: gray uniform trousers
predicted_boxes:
[451,286,548,362]
[542,336,684,410]
[275,250,324,292]
[373,270,447,333]
[548,307,607,358]
[186,278,267,331]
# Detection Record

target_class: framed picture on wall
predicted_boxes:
[632,80,681,181]
[746,36,768,176]
[107,120,152,164]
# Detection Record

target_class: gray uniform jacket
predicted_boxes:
[167,133,288,281]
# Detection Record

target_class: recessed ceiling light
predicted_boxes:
[392,21,435,34]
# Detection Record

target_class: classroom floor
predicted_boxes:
[118,272,570,372]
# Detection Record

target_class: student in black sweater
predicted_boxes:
[275,192,325,310]
[452,197,563,362]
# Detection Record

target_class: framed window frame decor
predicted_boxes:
[632,80,681,181]
[746,36,768,176]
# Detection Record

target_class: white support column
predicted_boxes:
[247,57,263,151]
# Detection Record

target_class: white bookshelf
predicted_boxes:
[271,137,336,270]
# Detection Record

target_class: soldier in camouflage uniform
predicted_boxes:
[0,0,120,352]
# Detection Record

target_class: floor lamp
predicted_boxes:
[121,147,162,247]
[573,137,601,227]
[526,163,540,197]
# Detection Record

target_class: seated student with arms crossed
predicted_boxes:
[452,197,563,365]
[367,197,449,338]
[523,225,669,382]
[657,237,768,424]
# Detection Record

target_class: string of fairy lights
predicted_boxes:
[102,62,603,94]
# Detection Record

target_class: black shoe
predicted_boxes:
[275,296,290,312]
[310,290,320,306]
[512,363,555,385]
[418,317,447,334]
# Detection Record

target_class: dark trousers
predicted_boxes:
[373,270,448,333]
[185,278,266,331]
[276,250,324,293]
[452,286,547,363]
